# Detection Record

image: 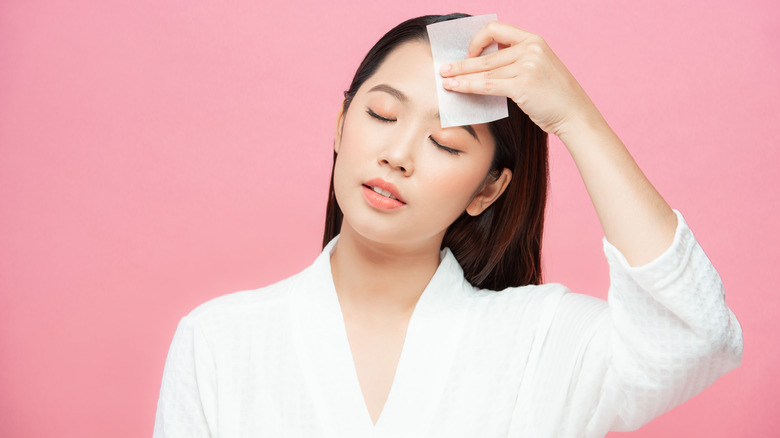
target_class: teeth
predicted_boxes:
[371,186,397,200]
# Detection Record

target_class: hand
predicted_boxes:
[442,21,678,265]
[440,21,600,140]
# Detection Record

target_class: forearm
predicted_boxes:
[439,21,679,265]
[558,107,677,267]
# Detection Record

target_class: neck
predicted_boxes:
[330,221,443,317]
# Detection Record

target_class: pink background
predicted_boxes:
[1,0,777,436]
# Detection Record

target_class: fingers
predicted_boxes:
[437,21,555,107]
[466,21,536,58]
[440,22,544,78]
[442,73,520,100]
[441,45,519,78]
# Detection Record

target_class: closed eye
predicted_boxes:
[430,137,461,155]
[367,108,396,123]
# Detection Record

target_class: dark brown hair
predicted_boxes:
[323,14,549,290]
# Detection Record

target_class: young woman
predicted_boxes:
[154,14,742,437]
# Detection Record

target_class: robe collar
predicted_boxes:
[289,236,471,436]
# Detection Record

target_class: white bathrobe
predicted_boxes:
[153,211,742,437]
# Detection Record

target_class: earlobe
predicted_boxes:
[334,104,345,153]
[466,169,513,216]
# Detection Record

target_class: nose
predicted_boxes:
[378,129,416,176]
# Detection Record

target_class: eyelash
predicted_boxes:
[366,108,461,155]
[429,137,461,155]
[367,108,396,123]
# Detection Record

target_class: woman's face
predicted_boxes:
[333,41,509,249]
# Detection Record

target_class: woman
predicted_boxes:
[154,14,742,437]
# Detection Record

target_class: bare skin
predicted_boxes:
[441,22,677,265]
[329,41,506,424]
[332,21,677,426]
[331,221,439,424]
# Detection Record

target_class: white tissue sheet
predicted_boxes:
[426,14,508,128]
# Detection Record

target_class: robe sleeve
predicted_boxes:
[578,210,743,435]
[153,316,218,438]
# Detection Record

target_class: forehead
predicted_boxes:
[354,40,495,146]
[358,41,438,108]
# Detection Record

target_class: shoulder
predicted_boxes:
[181,262,314,334]
[169,269,310,356]
[459,281,581,322]
[464,281,609,334]
[440,248,603,315]
[437,247,562,303]
[191,274,297,317]
[466,281,569,305]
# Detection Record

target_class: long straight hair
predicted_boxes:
[323,14,549,290]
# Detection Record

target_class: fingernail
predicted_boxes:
[440,64,451,74]
[443,78,458,89]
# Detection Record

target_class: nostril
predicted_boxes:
[378,153,411,174]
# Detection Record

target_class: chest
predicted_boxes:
[209,273,576,436]
[342,312,410,425]
[215,315,532,437]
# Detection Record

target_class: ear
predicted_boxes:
[334,103,345,153]
[466,168,512,216]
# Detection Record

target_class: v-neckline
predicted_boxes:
[289,238,469,436]
[339,298,416,428]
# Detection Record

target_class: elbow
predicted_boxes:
[713,310,743,371]
[691,308,743,377]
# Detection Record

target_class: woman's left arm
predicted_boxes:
[443,23,742,432]
[440,21,677,266]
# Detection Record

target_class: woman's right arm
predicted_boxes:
[154,317,216,438]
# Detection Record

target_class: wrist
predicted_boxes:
[556,105,614,151]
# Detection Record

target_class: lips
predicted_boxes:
[362,178,406,210]
[363,178,405,203]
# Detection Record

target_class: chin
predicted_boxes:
[346,216,408,244]
[343,216,446,251]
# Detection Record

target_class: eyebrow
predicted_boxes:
[434,112,478,140]
[368,84,408,103]
[367,83,480,142]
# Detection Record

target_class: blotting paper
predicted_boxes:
[426,14,508,128]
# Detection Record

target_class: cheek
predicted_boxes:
[333,124,365,176]
[335,117,377,164]
[332,154,352,205]
[421,163,488,209]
